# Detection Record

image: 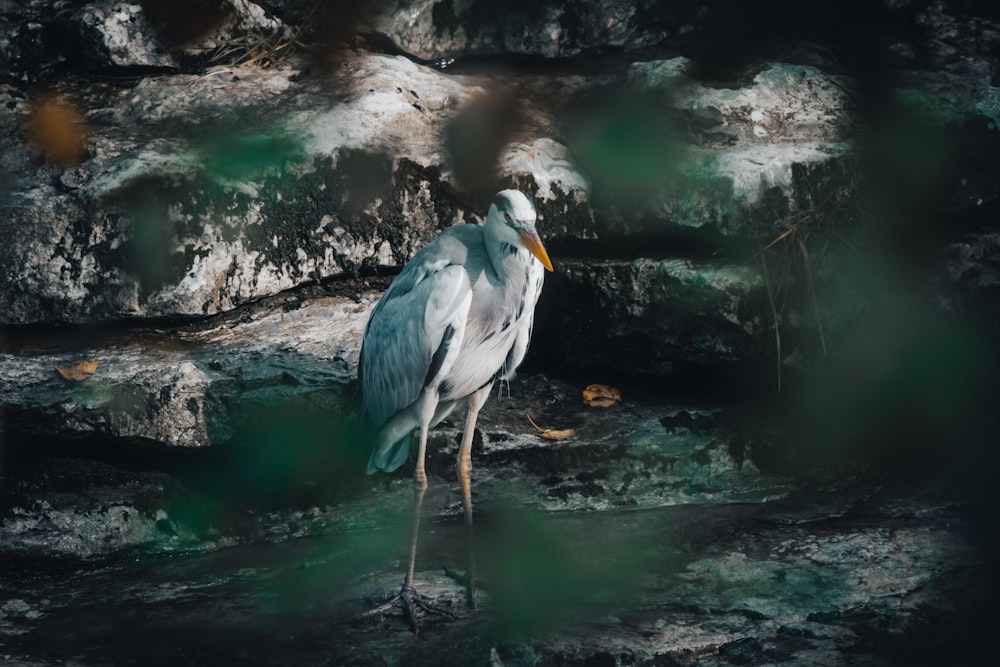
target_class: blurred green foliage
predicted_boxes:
[565,90,686,202]
[476,504,654,636]
[161,391,375,540]
[197,130,306,181]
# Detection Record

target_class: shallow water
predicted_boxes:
[0,481,984,666]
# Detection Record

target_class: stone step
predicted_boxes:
[535,257,767,376]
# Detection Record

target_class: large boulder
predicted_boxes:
[0,46,861,387]
[559,59,858,239]
[537,258,766,376]
[1,54,480,323]
[0,289,372,449]
[364,0,681,62]
[1,0,997,376]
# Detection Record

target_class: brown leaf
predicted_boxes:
[587,397,620,408]
[526,415,576,441]
[582,383,621,407]
[54,360,101,381]
[28,94,89,166]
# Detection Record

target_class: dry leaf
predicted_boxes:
[54,360,101,381]
[582,383,621,407]
[526,415,576,441]
[587,396,619,408]
[538,428,576,441]
[29,94,89,166]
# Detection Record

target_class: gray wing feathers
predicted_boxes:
[360,228,482,474]
[368,432,411,474]
[361,266,471,427]
[361,222,546,474]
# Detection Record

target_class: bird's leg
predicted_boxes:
[362,393,454,634]
[455,384,491,608]
[404,404,431,593]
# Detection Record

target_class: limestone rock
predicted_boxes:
[610,59,857,237]
[74,1,181,69]
[538,258,766,375]
[938,226,1000,313]
[0,291,374,448]
[0,54,479,324]
[365,0,679,62]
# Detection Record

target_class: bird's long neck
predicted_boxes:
[483,218,529,280]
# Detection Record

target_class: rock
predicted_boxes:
[909,0,1000,70]
[12,0,287,74]
[0,290,374,449]
[0,1,66,81]
[499,59,859,242]
[0,275,808,560]
[0,53,481,323]
[0,468,985,665]
[0,457,196,559]
[531,495,983,666]
[537,258,766,376]
[938,226,1000,313]
[629,60,855,144]
[425,379,792,515]
[364,0,680,62]
[1,0,996,374]
[2,6,887,328]
[73,1,181,69]
[4,3,991,360]
[597,59,857,238]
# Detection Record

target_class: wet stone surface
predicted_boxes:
[0,470,985,666]
[0,285,993,665]
[0,308,989,665]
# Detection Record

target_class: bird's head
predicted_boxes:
[487,189,553,272]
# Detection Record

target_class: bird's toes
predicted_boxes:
[402,585,456,619]
[356,582,459,635]
[443,566,483,608]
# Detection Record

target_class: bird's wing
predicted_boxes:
[359,238,473,428]
[500,264,546,380]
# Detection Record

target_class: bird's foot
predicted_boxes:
[443,566,486,609]
[360,584,455,635]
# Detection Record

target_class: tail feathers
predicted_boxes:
[366,436,411,474]
[364,401,458,475]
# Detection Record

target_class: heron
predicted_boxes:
[358,189,552,631]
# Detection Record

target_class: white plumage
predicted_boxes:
[360,189,551,473]
[357,189,552,627]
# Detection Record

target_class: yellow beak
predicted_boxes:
[520,229,554,272]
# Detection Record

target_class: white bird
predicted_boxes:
[358,189,552,631]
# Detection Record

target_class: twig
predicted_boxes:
[797,238,828,357]
[762,227,796,252]
[758,247,782,393]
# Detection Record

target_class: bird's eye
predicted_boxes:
[503,212,511,222]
